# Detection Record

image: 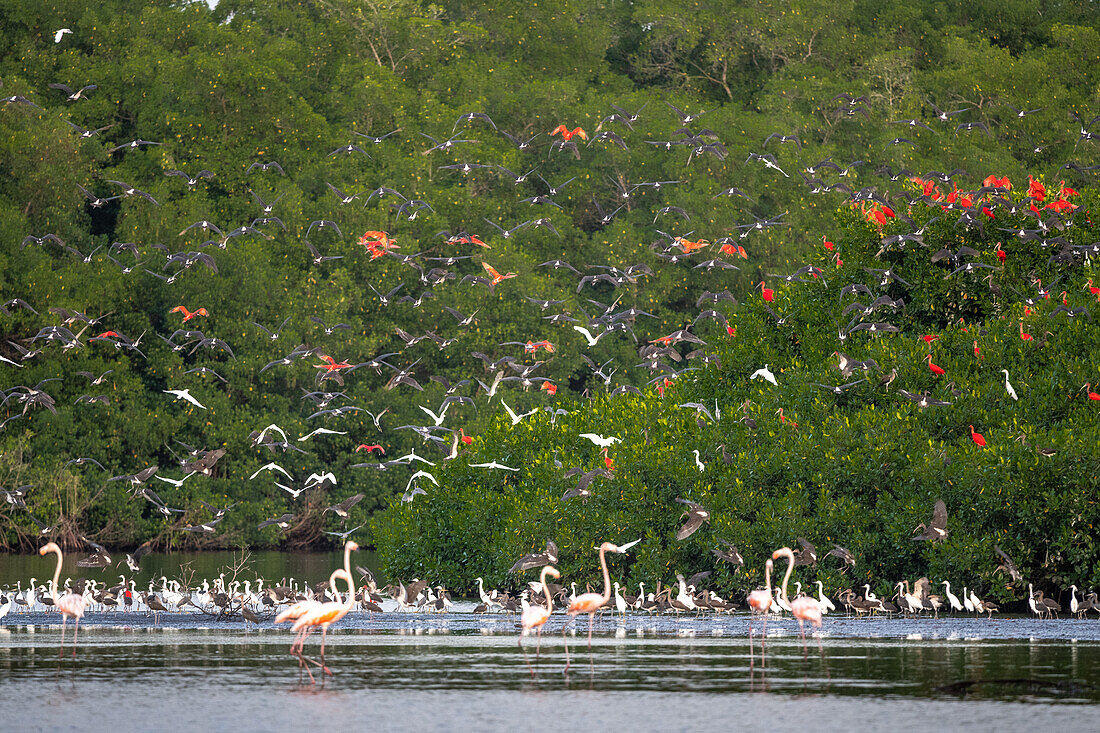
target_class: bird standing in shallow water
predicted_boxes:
[564,541,625,673]
[40,542,86,658]
[519,565,559,674]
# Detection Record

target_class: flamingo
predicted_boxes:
[274,568,348,682]
[925,353,945,376]
[519,565,560,674]
[292,541,358,684]
[969,425,987,448]
[39,542,87,658]
[746,558,774,667]
[773,547,823,659]
[563,541,624,672]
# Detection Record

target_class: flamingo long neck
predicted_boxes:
[779,551,795,603]
[49,547,62,603]
[597,544,612,605]
[540,567,554,612]
[763,561,772,594]
[341,544,356,603]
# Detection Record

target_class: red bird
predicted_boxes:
[973,340,981,359]
[759,281,774,302]
[601,447,615,471]
[171,305,208,321]
[541,380,557,396]
[925,354,945,376]
[1082,383,1100,401]
[921,334,940,344]
[314,355,352,372]
[969,425,987,448]
[355,444,384,454]
[994,242,1006,263]
[1019,323,1033,341]
[550,124,587,141]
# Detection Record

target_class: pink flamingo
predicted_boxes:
[39,542,86,658]
[519,565,560,674]
[746,558,774,667]
[274,568,349,683]
[564,541,623,673]
[772,546,823,659]
[292,541,358,685]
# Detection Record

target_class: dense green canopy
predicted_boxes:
[0,0,1098,585]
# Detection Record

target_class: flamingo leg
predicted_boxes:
[72,617,79,658]
[587,612,594,649]
[817,629,830,680]
[59,616,66,659]
[318,626,332,683]
[799,620,807,661]
[761,613,768,668]
[748,613,754,672]
[562,622,571,675]
[519,631,534,677]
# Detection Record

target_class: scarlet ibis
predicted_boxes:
[969,425,987,448]
[550,124,586,141]
[1085,279,1100,300]
[1082,383,1100,401]
[171,305,208,321]
[355,444,384,454]
[1019,323,1033,341]
[925,354,946,375]
[921,334,940,344]
[995,242,1006,263]
[759,281,774,302]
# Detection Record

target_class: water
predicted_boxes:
[1,612,1098,732]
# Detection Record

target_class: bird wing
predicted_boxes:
[931,499,948,529]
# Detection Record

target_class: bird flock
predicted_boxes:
[3,46,1100,631]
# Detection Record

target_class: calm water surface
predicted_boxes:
[2,614,1099,732]
[2,553,1099,731]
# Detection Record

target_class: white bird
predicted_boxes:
[304,471,337,488]
[750,364,778,386]
[155,472,196,488]
[297,427,347,441]
[942,581,964,612]
[164,388,206,409]
[254,423,289,444]
[578,433,621,448]
[815,581,836,614]
[502,400,537,426]
[275,482,307,499]
[392,450,436,466]
[691,449,705,472]
[249,462,292,480]
[572,325,608,347]
[419,403,451,426]
[1001,369,1018,401]
[616,537,642,553]
[54,28,73,43]
[469,461,519,471]
[405,470,439,493]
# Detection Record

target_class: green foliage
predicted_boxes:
[0,0,1098,574]
[375,188,1100,603]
